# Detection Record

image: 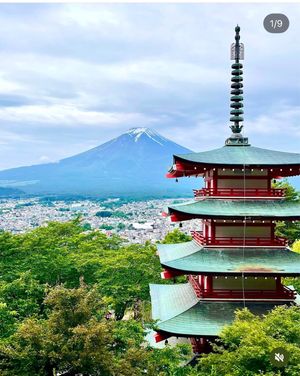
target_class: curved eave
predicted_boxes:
[168,209,300,221]
[166,170,186,178]
[150,283,295,339]
[166,200,300,222]
[157,241,300,276]
[174,145,300,166]
[171,158,300,178]
[168,145,300,178]
[155,300,289,338]
[162,264,300,277]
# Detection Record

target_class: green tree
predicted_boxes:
[292,240,300,253]
[81,222,92,231]
[273,179,300,201]
[95,243,162,320]
[0,220,162,322]
[0,302,17,338]
[273,180,300,244]
[0,272,45,321]
[99,224,114,230]
[117,222,126,231]
[195,306,300,376]
[161,228,192,244]
[284,240,300,293]
[0,284,194,376]
[0,284,114,376]
[0,220,122,287]
[95,210,112,217]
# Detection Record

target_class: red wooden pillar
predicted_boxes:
[271,222,275,241]
[190,337,212,354]
[211,220,216,243]
[212,169,218,194]
[205,171,210,190]
[199,275,205,289]
[267,170,271,190]
[276,276,281,292]
[206,276,213,294]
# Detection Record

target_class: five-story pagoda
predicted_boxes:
[150,26,300,354]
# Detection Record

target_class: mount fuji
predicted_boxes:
[0,128,197,198]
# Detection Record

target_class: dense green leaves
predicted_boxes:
[0,220,160,320]
[273,180,300,202]
[0,272,45,319]
[273,180,300,244]
[160,228,192,244]
[195,306,300,376]
[0,284,193,376]
[94,242,161,319]
[0,219,299,375]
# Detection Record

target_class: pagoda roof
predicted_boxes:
[166,199,300,220]
[174,145,300,167]
[150,283,290,337]
[157,241,300,276]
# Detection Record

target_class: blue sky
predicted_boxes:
[0,3,300,169]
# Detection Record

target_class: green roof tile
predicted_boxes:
[150,283,198,322]
[157,241,200,263]
[150,283,292,337]
[158,300,288,337]
[167,199,300,219]
[157,241,300,275]
[174,145,300,166]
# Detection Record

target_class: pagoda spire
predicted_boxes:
[225,25,249,146]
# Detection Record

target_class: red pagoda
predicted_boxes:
[150,26,300,354]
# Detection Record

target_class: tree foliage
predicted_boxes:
[0,220,161,320]
[292,240,300,253]
[161,228,192,244]
[273,180,300,244]
[0,284,193,376]
[195,306,300,376]
[1,218,299,375]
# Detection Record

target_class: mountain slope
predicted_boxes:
[0,128,197,197]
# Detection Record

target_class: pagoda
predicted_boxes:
[150,26,300,354]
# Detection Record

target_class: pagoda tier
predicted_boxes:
[157,241,300,277]
[150,284,296,342]
[167,146,300,178]
[149,25,300,353]
[163,199,300,221]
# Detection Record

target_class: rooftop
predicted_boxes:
[157,241,300,276]
[150,283,294,337]
[166,199,300,220]
[174,145,300,167]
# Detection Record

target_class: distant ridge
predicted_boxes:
[0,128,197,198]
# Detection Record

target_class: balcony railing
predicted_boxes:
[188,276,296,300]
[193,188,286,198]
[191,230,288,247]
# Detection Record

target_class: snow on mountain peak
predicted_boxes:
[125,127,167,145]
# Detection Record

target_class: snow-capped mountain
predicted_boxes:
[0,128,196,197]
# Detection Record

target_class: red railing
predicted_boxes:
[189,274,202,295]
[201,287,295,299]
[188,276,296,300]
[191,230,288,247]
[193,188,286,198]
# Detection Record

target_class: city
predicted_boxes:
[0,197,198,243]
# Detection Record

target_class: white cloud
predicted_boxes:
[0,104,153,127]
[247,105,300,137]
[0,3,300,168]
[0,74,27,94]
[39,155,51,162]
